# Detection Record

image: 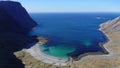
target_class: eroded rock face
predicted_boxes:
[0,1,38,68]
[100,17,120,33]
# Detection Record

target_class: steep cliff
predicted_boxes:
[0,1,38,68]
[0,1,37,33]
[100,17,120,33]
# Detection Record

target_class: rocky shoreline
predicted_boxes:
[73,34,109,61]
[0,0,120,68]
[15,17,120,68]
[16,30,110,66]
[73,17,120,68]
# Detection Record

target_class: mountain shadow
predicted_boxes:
[0,1,38,68]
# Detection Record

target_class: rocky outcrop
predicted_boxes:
[0,1,38,68]
[100,17,120,33]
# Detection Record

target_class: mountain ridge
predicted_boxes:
[0,1,38,68]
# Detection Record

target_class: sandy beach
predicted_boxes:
[23,42,68,66]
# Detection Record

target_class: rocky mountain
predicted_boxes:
[0,1,38,68]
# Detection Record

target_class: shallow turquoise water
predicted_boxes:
[40,44,75,59]
[30,13,120,59]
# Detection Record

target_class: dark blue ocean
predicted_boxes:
[29,13,120,59]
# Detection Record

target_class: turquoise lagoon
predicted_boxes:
[30,13,120,59]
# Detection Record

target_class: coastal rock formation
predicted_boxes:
[0,1,38,68]
[100,16,120,33]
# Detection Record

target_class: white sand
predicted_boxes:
[23,42,68,66]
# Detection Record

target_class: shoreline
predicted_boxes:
[22,22,113,66]
[23,42,69,66]
[14,16,120,68]
[22,25,112,66]
[70,22,115,63]
[69,24,111,61]
[75,23,114,62]
[99,25,114,56]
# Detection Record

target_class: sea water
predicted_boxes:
[30,13,120,59]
